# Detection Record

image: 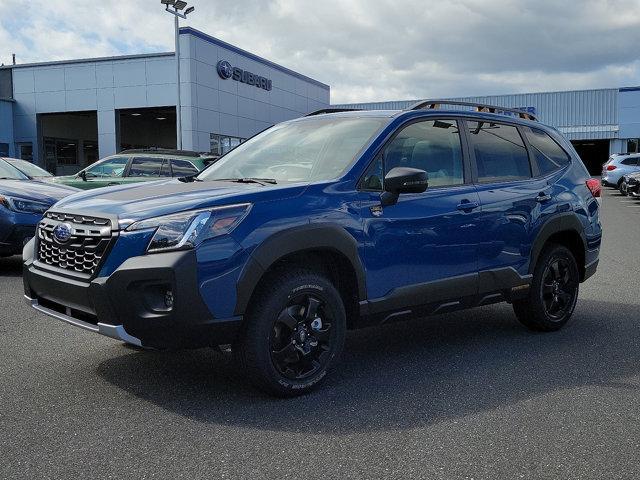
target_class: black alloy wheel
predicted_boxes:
[236,268,346,397]
[270,294,334,380]
[513,244,579,331]
[540,257,577,321]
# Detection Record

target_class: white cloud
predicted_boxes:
[1,0,640,103]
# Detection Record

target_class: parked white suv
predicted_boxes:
[602,153,640,188]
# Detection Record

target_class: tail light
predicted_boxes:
[606,164,617,171]
[586,178,601,198]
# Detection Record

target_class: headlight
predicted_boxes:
[0,195,50,214]
[125,203,251,253]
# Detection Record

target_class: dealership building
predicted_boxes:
[1,25,640,177]
[337,87,640,175]
[0,27,330,175]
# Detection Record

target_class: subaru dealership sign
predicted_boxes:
[217,60,273,91]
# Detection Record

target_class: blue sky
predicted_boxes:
[1,0,640,103]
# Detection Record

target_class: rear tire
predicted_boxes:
[620,181,628,196]
[513,244,579,332]
[235,268,346,397]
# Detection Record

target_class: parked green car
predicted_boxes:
[49,149,218,190]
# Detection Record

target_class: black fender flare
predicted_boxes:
[234,224,367,316]
[529,213,587,275]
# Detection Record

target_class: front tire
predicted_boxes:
[236,268,346,397]
[513,244,580,332]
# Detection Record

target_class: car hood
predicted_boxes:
[52,178,307,226]
[46,175,75,181]
[0,179,79,204]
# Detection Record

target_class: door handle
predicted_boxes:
[456,200,480,211]
[536,192,552,203]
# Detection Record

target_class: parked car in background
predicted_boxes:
[48,149,218,190]
[601,153,640,188]
[621,171,640,197]
[0,159,78,257]
[23,101,602,396]
[2,158,53,179]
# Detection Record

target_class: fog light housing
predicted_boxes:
[137,283,174,313]
[164,290,174,309]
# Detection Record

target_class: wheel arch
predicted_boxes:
[529,213,587,281]
[234,224,367,319]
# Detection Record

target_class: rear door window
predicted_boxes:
[128,157,167,177]
[467,121,531,182]
[522,127,571,175]
[621,157,639,166]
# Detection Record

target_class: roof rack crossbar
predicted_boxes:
[119,148,206,157]
[305,108,362,117]
[406,100,538,121]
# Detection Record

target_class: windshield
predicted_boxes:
[6,159,52,177]
[198,117,385,183]
[0,159,28,180]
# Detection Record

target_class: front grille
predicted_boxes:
[37,212,113,276]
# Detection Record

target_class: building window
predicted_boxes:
[0,143,9,156]
[18,143,33,162]
[627,139,639,153]
[210,134,246,156]
[43,138,78,165]
[43,138,79,174]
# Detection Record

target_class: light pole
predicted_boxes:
[161,0,195,150]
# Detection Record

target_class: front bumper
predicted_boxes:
[23,244,242,349]
[24,295,143,346]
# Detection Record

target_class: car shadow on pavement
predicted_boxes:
[97,298,640,433]
[0,256,23,277]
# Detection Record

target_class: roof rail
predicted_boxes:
[119,148,205,157]
[406,100,538,121]
[305,108,362,117]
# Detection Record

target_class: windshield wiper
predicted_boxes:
[214,177,277,186]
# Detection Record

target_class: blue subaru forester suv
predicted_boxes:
[23,101,602,396]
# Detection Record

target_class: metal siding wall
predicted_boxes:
[335,89,620,141]
[0,100,14,156]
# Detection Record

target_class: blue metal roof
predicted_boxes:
[335,88,620,140]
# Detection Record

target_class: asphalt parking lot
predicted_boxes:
[1,189,639,480]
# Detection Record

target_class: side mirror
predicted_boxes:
[380,167,428,206]
[78,170,87,181]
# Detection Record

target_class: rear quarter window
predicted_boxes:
[522,127,571,175]
[171,159,200,176]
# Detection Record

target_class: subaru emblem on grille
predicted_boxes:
[53,223,73,243]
